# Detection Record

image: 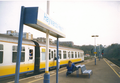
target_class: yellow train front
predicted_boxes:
[0,34,84,78]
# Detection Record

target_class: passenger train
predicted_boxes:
[0,34,84,78]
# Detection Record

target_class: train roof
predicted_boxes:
[36,41,83,52]
[0,34,83,52]
[0,34,34,45]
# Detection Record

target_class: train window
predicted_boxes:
[54,50,56,58]
[71,52,74,58]
[0,44,3,63]
[13,46,17,51]
[12,46,25,62]
[51,51,53,58]
[78,52,80,58]
[12,52,17,62]
[21,52,25,62]
[22,47,25,51]
[75,52,77,58]
[79,53,81,57]
[42,48,46,61]
[49,49,51,52]
[0,52,3,63]
[81,53,84,57]
[68,51,70,59]
[29,49,33,59]
[80,53,83,57]
[42,52,45,61]
[59,50,61,59]
[63,51,66,59]
[0,44,3,50]
[49,53,51,60]
[49,49,51,60]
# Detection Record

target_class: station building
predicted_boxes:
[6,30,33,40]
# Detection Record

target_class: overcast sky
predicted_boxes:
[0,0,120,46]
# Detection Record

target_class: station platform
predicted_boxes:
[8,58,120,83]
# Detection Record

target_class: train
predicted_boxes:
[0,34,84,78]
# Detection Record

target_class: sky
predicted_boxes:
[0,0,120,46]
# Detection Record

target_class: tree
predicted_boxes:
[104,44,120,59]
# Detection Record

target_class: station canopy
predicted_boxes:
[24,7,65,38]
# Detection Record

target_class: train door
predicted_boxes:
[32,40,40,74]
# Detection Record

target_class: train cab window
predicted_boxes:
[12,46,25,62]
[59,50,61,59]
[81,53,84,57]
[42,48,46,61]
[63,51,66,59]
[29,49,33,59]
[78,52,80,58]
[68,51,70,59]
[80,53,81,57]
[75,52,77,58]
[0,44,3,63]
[71,52,74,58]
[80,53,82,57]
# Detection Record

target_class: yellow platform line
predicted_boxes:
[105,59,120,69]
[28,60,94,83]
[103,58,120,78]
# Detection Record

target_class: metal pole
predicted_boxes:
[46,0,49,73]
[45,30,49,73]
[95,37,96,57]
[44,1,50,83]
[44,30,50,83]
[56,36,59,83]
[15,6,24,83]
[94,37,96,65]
[99,45,100,61]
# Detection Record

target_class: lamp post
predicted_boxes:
[92,35,99,65]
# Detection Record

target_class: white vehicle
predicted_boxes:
[0,34,84,78]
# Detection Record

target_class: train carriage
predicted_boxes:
[0,34,35,78]
[0,34,84,78]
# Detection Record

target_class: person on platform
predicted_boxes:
[67,60,76,72]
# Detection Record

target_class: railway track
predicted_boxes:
[106,58,120,67]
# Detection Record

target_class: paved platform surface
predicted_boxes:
[8,58,120,83]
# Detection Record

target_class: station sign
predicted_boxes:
[23,7,65,38]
